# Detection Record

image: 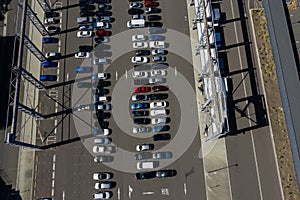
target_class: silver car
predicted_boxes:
[152,151,173,159]
[94,137,112,144]
[133,126,152,133]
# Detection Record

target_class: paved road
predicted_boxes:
[35,0,206,199]
[217,0,282,199]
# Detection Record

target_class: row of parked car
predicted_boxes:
[126,0,177,179]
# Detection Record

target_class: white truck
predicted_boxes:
[149,41,165,48]
[127,19,145,28]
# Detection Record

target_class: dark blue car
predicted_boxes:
[149,35,165,41]
[42,37,59,44]
[131,103,150,110]
[79,0,94,3]
[75,66,93,73]
[40,75,57,81]
[42,61,58,68]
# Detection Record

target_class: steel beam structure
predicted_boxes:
[17,34,47,62]
[37,0,52,13]
[20,68,46,89]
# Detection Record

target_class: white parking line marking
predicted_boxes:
[63,190,65,200]
[184,183,187,195]
[125,70,128,79]
[66,73,69,81]
[175,67,177,77]
[129,185,133,199]
[143,191,154,195]
[118,187,120,200]
[116,71,118,80]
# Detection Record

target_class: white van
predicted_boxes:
[150,109,167,116]
[127,19,145,28]
[137,161,159,170]
[94,58,108,65]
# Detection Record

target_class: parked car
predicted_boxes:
[144,1,159,7]
[136,144,154,152]
[75,66,93,73]
[150,109,168,116]
[149,35,165,41]
[151,49,168,55]
[80,4,96,10]
[42,37,58,44]
[95,88,109,95]
[132,110,149,117]
[156,169,177,178]
[150,101,167,108]
[147,15,161,21]
[153,133,171,141]
[93,191,112,199]
[134,152,152,160]
[148,27,167,34]
[135,171,156,180]
[93,172,113,180]
[98,4,112,10]
[152,85,169,92]
[78,24,94,31]
[133,126,152,134]
[80,10,95,17]
[96,10,112,16]
[133,86,151,93]
[94,96,111,103]
[152,151,173,159]
[95,111,111,119]
[94,156,114,163]
[94,36,110,43]
[151,117,170,125]
[131,94,149,101]
[129,2,143,8]
[79,0,94,3]
[75,52,91,58]
[131,103,149,110]
[132,14,145,20]
[134,118,151,125]
[96,29,111,36]
[44,18,60,24]
[94,58,108,64]
[93,145,116,153]
[77,16,94,24]
[42,61,58,68]
[137,161,159,170]
[95,0,111,3]
[92,72,110,80]
[45,11,59,18]
[97,80,111,87]
[132,34,147,42]
[148,77,166,84]
[95,181,116,190]
[96,16,112,22]
[79,45,93,52]
[152,56,166,62]
[131,56,149,64]
[148,21,163,27]
[94,137,112,144]
[152,125,170,133]
[149,93,168,100]
[128,8,144,15]
[95,104,112,111]
[98,121,109,129]
[39,75,57,81]
[133,42,148,49]
[145,7,161,14]
[45,52,61,59]
[136,50,151,56]
[77,30,93,38]
[92,128,111,136]
[134,79,149,86]
[94,21,110,29]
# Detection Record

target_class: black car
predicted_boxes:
[152,85,169,92]
[152,125,170,133]
[149,93,168,100]
[148,15,161,21]
[96,10,112,16]
[79,45,93,52]
[98,4,112,10]
[151,63,169,69]
[136,50,151,56]
[134,152,153,160]
[96,111,111,119]
[153,133,171,141]
[156,170,177,178]
[132,111,149,117]
[134,64,151,71]
[136,171,156,180]
[95,0,111,3]
[95,88,109,95]
[94,37,109,44]
[134,79,149,86]
[128,8,144,15]
[80,4,96,10]
[97,80,111,87]
[98,121,109,129]
[132,94,149,101]
[134,118,151,125]
[145,7,161,14]
[147,22,163,27]
[45,11,59,18]
[80,10,95,17]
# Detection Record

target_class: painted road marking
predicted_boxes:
[116,71,118,80]
[143,191,154,195]
[184,183,187,195]
[126,70,128,79]
[175,67,177,77]
[129,185,133,199]
[63,190,65,200]
[118,187,120,200]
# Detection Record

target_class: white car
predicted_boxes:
[136,144,154,152]
[75,52,91,58]
[150,109,167,116]
[132,71,149,78]
[92,72,109,80]
[133,126,152,134]
[151,117,168,125]
[45,52,60,59]
[93,146,116,154]
[93,191,112,199]
[93,172,113,180]
[94,22,110,29]
[132,34,147,42]
[94,137,111,144]
[44,18,59,24]
[133,42,148,49]
[148,77,166,84]
[131,56,149,64]
[95,182,115,190]
[137,161,159,170]
[94,58,108,64]
[150,101,167,108]
[129,2,143,8]
[77,30,93,38]
[150,69,167,76]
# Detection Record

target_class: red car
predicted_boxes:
[134,86,151,93]
[152,85,169,92]
[144,1,159,7]
[96,29,111,36]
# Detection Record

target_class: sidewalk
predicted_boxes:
[185,0,232,199]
